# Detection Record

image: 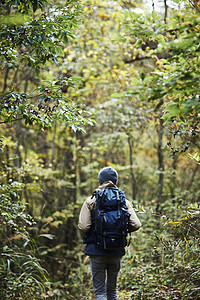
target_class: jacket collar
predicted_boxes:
[98,181,118,189]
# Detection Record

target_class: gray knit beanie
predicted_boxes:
[98,166,118,184]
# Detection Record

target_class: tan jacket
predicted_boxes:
[78,181,141,233]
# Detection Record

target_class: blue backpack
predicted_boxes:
[92,187,130,250]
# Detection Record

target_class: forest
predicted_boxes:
[0,0,199,299]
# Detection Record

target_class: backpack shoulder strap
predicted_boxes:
[92,188,107,206]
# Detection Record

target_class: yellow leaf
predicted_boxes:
[67,55,73,62]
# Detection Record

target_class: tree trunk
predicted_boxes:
[63,132,76,204]
[186,164,200,190]
[11,67,19,88]
[156,117,164,216]
[24,77,29,94]
[169,153,178,202]
[152,0,155,11]
[51,121,57,169]
[5,145,10,183]
[164,0,168,23]
[127,134,137,201]
[3,66,9,93]
[41,179,48,217]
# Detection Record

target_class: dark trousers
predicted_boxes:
[90,255,122,300]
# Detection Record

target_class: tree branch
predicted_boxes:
[0,117,23,124]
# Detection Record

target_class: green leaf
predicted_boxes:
[111,33,126,43]
[135,39,143,47]
[111,93,124,98]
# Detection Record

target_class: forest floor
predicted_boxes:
[78,291,141,300]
